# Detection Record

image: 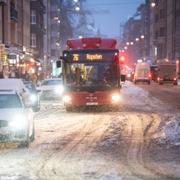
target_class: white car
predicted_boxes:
[39,78,64,100]
[0,90,35,147]
[0,78,28,93]
[0,78,40,112]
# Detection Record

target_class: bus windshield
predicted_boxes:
[65,62,119,91]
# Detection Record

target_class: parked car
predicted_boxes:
[0,90,35,147]
[38,78,64,100]
[23,81,40,112]
[0,78,39,112]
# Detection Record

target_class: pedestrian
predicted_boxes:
[29,73,37,85]
[3,65,10,78]
[0,66,3,78]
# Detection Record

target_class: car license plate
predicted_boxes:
[86,102,98,106]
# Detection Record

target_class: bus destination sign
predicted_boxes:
[72,53,103,62]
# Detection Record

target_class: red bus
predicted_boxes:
[61,37,122,111]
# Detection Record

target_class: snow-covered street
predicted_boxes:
[0,82,180,180]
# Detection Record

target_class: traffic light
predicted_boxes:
[120,55,125,63]
[119,52,127,64]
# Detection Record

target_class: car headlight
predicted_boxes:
[30,94,37,104]
[9,114,27,130]
[111,93,121,103]
[63,95,72,103]
[55,85,64,95]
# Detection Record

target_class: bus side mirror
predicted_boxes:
[121,74,126,82]
[56,60,61,68]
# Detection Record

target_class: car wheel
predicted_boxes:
[19,137,30,148]
[173,81,178,85]
[30,123,35,142]
[111,105,120,111]
[18,128,31,148]
[32,106,40,112]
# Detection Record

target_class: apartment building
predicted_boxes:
[0,0,31,65]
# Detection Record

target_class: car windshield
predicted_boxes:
[24,82,36,92]
[42,80,62,86]
[0,94,22,108]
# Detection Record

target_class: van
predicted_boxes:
[134,62,151,84]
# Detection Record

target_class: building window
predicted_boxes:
[160,9,165,19]
[31,10,36,24]
[155,14,159,23]
[155,31,158,39]
[31,33,36,47]
[159,27,165,37]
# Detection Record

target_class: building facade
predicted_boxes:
[0,0,31,64]
[149,0,180,63]
[30,0,45,63]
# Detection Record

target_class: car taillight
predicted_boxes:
[148,73,152,78]
[157,77,160,81]
[174,77,177,81]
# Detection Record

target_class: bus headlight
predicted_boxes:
[111,93,121,103]
[9,114,27,130]
[63,95,72,103]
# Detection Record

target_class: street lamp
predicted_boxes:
[141,35,145,39]
[151,2,156,8]
[135,38,140,42]
[75,6,80,11]
[126,42,130,46]
[130,42,134,45]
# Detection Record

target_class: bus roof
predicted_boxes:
[66,37,117,50]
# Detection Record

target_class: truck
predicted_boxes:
[60,37,122,111]
[157,61,177,85]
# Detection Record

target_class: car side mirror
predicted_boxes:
[56,60,61,68]
[121,74,126,82]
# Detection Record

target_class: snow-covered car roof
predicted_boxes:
[0,78,28,93]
